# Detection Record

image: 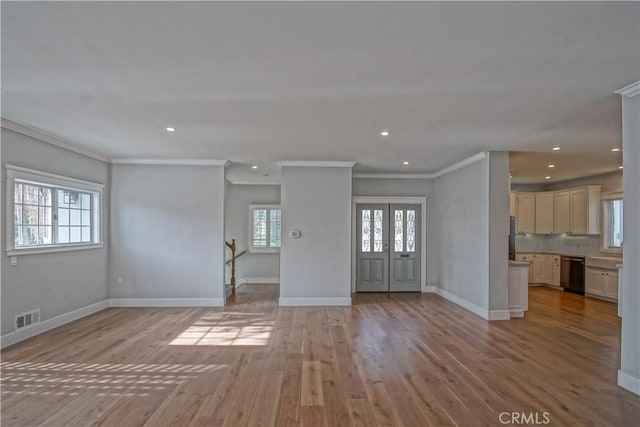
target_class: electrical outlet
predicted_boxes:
[117,277,124,285]
[10,256,17,266]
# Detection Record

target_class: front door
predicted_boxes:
[356,204,421,292]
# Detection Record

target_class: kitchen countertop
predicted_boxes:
[516,251,622,261]
[509,260,530,267]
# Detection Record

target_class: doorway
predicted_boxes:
[356,203,422,292]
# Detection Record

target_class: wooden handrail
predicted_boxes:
[225,239,244,296]
[225,250,247,265]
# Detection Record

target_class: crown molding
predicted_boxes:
[615,81,640,98]
[111,158,229,166]
[1,118,110,162]
[431,151,487,178]
[352,152,487,180]
[278,161,357,168]
[353,173,435,179]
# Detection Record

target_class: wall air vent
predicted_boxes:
[15,309,40,331]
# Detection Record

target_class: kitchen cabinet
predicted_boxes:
[516,253,534,282]
[532,254,545,283]
[517,253,561,287]
[510,193,516,217]
[535,193,554,234]
[515,193,535,234]
[554,191,571,234]
[552,256,561,287]
[586,269,617,299]
[569,187,601,235]
[512,185,600,235]
[542,254,553,284]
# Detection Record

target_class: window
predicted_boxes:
[249,205,281,252]
[602,195,623,253]
[6,165,103,255]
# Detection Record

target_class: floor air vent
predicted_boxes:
[15,309,40,331]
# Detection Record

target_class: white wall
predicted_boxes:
[619,88,640,394]
[109,164,225,304]
[431,155,494,318]
[225,183,280,282]
[280,166,352,305]
[1,128,110,335]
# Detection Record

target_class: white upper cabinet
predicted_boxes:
[554,190,571,234]
[512,185,600,235]
[535,192,554,234]
[515,193,535,234]
[569,186,600,235]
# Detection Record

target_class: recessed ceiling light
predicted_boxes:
[548,164,555,168]
[619,166,624,169]
[252,165,258,169]
[166,127,176,132]
[380,130,390,136]
[611,148,620,152]
[552,147,561,151]
[403,161,409,165]
[545,176,551,180]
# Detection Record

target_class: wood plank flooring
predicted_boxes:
[2,285,638,426]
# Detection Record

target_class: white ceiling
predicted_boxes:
[2,1,638,184]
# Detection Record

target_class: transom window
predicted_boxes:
[250,205,281,253]
[6,165,103,255]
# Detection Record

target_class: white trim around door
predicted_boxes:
[351,196,428,293]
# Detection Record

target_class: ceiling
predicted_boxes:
[2,1,638,184]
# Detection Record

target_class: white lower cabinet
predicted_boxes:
[586,268,618,300]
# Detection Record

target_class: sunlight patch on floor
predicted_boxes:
[169,312,274,346]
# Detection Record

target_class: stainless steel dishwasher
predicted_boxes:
[560,256,586,295]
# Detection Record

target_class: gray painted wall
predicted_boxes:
[620,91,639,388]
[225,183,280,281]
[488,152,509,312]
[280,167,352,302]
[1,128,110,335]
[109,164,225,301]
[432,158,490,312]
[352,177,433,197]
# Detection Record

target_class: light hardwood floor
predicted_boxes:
[2,285,638,426]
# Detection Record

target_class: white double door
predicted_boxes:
[356,204,421,292]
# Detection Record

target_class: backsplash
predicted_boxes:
[516,234,621,258]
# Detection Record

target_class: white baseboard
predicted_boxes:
[108,298,224,307]
[427,287,489,320]
[424,285,438,293]
[279,297,351,306]
[618,370,640,395]
[509,310,525,318]
[489,310,511,320]
[1,300,109,349]
[241,277,280,284]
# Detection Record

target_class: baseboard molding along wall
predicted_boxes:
[279,297,351,306]
[108,298,225,307]
[618,370,640,395]
[241,277,280,284]
[425,286,492,320]
[0,300,109,349]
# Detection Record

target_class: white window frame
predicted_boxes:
[6,164,104,256]
[249,204,281,253]
[601,192,623,255]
